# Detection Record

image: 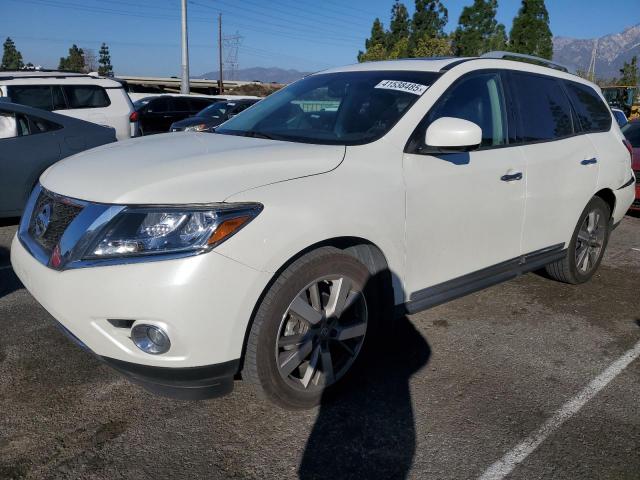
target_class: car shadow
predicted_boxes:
[0,246,22,299]
[0,217,20,227]
[298,314,431,480]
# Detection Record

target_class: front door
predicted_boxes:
[402,71,526,299]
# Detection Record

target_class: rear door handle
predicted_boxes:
[501,172,523,182]
[581,158,598,165]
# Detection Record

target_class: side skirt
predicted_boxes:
[399,243,566,316]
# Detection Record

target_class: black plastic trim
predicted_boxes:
[618,176,635,189]
[402,243,566,314]
[54,318,238,400]
[101,356,240,400]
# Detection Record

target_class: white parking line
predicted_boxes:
[479,340,640,480]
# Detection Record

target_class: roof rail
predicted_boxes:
[0,71,99,81]
[480,51,571,73]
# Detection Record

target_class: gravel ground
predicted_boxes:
[0,214,639,480]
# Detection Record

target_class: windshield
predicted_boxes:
[622,121,640,148]
[215,70,440,145]
[198,101,230,118]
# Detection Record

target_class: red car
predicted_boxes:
[621,120,640,211]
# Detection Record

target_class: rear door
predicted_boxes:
[509,71,599,253]
[0,110,61,215]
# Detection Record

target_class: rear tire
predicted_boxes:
[545,196,611,284]
[243,247,379,409]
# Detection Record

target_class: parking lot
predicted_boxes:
[0,214,638,479]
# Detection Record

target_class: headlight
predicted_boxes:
[86,203,262,259]
[184,124,210,132]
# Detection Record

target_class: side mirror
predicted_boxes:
[425,117,482,151]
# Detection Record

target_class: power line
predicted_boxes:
[189,0,364,43]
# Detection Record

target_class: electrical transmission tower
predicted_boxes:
[223,32,243,81]
[587,38,598,82]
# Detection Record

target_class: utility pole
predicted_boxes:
[218,13,224,94]
[180,0,190,94]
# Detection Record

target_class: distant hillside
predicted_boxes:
[198,67,310,84]
[553,24,640,80]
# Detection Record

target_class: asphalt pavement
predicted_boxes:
[0,214,639,480]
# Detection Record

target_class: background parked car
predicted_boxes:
[131,95,216,135]
[170,99,260,132]
[621,119,640,211]
[0,102,116,218]
[611,107,628,128]
[0,71,135,141]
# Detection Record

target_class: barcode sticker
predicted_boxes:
[374,80,429,95]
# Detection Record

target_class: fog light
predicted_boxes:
[131,324,171,354]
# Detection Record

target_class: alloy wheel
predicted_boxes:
[275,275,368,392]
[575,208,606,274]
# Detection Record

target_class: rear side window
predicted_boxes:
[30,115,62,133]
[172,97,191,112]
[564,81,612,133]
[147,97,170,113]
[0,110,59,138]
[511,72,574,142]
[189,98,213,111]
[63,85,110,109]
[8,85,57,111]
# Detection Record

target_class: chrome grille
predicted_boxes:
[28,189,83,252]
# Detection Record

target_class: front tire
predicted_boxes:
[545,196,611,284]
[243,247,377,409]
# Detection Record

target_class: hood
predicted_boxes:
[171,116,223,129]
[40,133,345,204]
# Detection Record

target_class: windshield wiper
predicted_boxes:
[244,130,276,140]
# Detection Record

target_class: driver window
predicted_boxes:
[421,73,508,149]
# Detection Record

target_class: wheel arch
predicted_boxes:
[236,236,397,377]
[594,188,616,217]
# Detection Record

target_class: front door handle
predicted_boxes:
[581,158,598,165]
[501,172,523,182]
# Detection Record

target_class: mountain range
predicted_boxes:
[201,24,640,84]
[553,24,640,80]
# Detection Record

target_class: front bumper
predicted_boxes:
[11,233,271,398]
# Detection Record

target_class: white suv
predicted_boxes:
[11,53,636,408]
[0,71,135,140]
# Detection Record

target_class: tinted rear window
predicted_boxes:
[63,85,110,109]
[564,81,612,133]
[511,72,574,142]
[8,85,56,110]
[189,98,213,111]
[172,97,190,111]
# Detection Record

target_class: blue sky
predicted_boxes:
[1,0,639,77]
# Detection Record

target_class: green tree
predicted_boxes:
[618,56,638,85]
[388,1,410,48]
[413,36,452,57]
[452,0,507,56]
[410,0,448,50]
[358,18,389,62]
[1,37,24,70]
[98,42,113,76]
[58,44,85,73]
[509,0,553,59]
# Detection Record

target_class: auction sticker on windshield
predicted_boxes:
[374,80,428,95]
